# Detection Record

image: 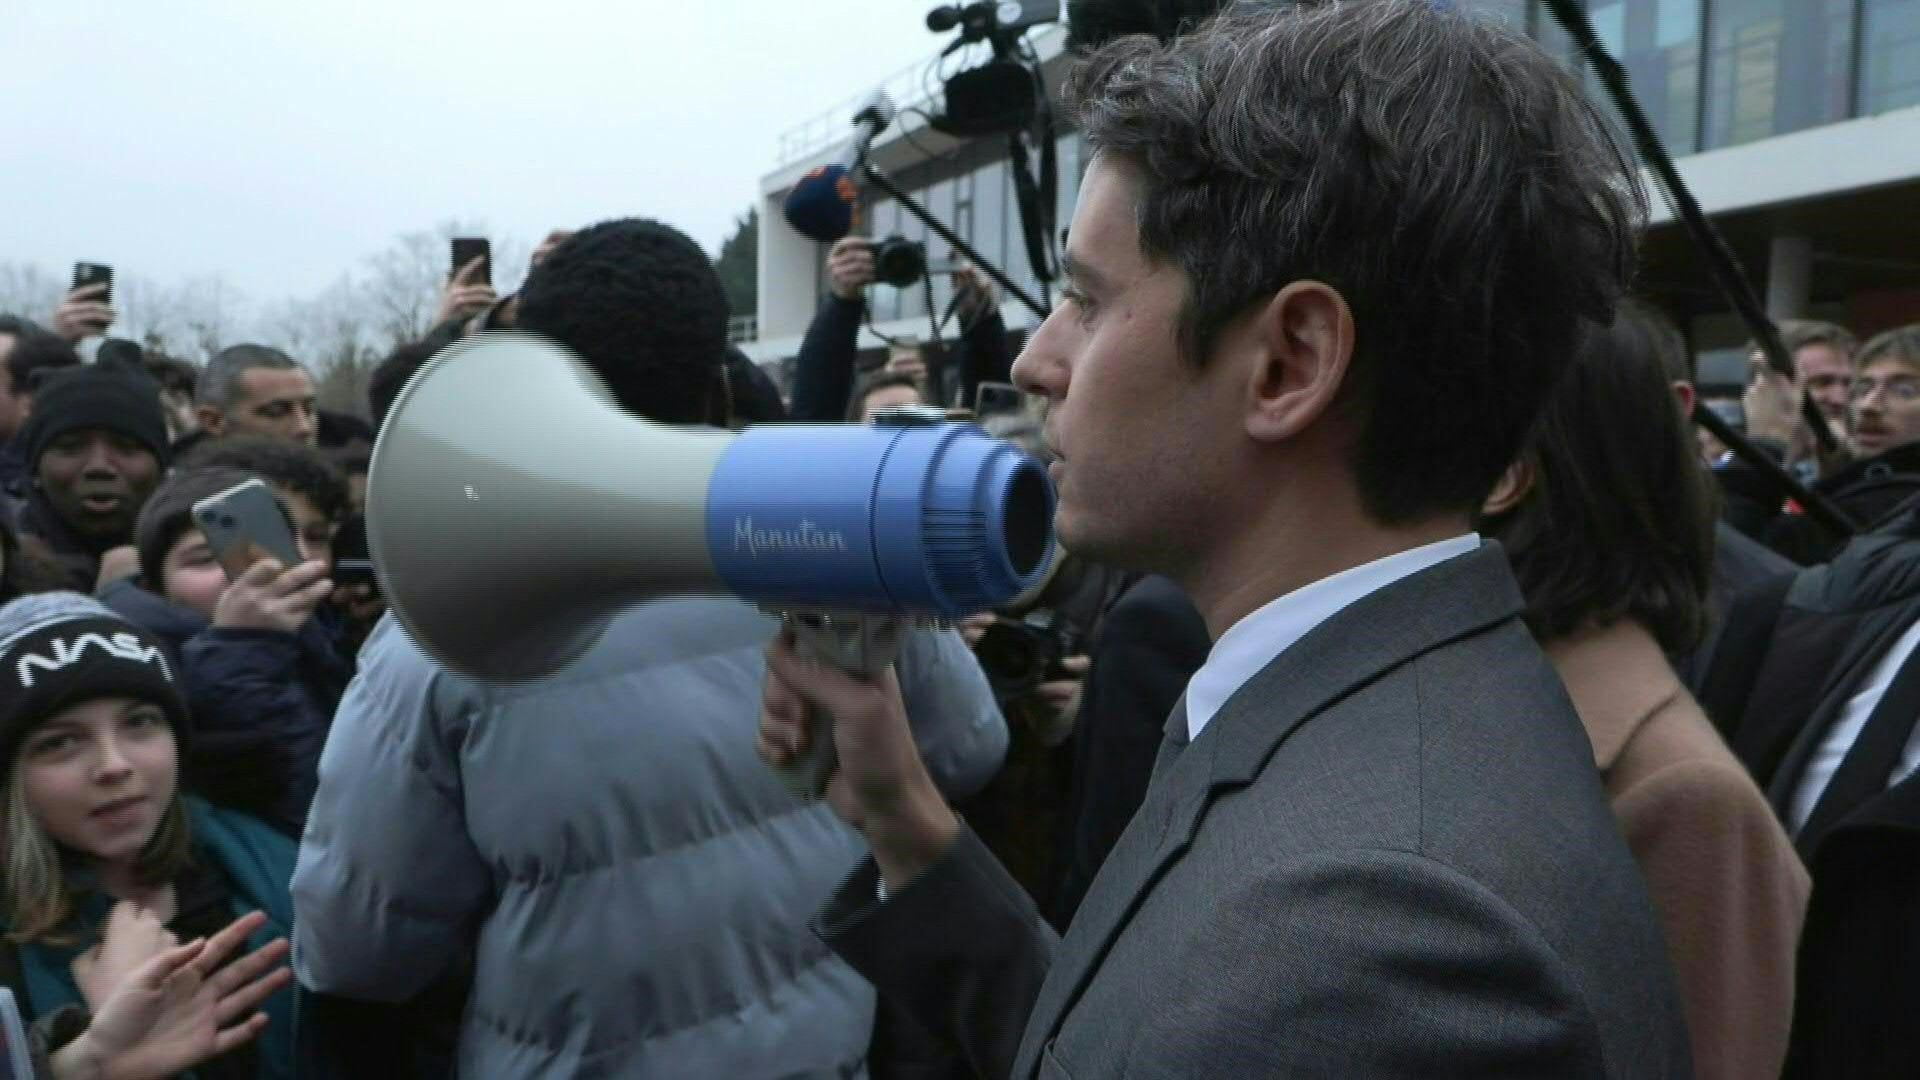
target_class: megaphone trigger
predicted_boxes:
[772,612,919,799]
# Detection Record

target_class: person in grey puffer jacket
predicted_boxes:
[289,219,1010,1078]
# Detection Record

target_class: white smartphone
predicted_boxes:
[192,479,303,581]
[0,988,35,1080]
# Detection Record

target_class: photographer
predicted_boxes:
[789,236,1011,422]
[953,410,1117,907]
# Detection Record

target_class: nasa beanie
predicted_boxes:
[0,593,187,769]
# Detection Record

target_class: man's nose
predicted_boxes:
[81,442,119,477]
[1011,312,1071,399]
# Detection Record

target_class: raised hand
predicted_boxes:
[214,559,334,633]
[59,909,292,1080]
[51,283,114,342]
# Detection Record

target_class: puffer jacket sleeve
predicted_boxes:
[895,625,1007,800]
[180,626,330,831]
[291,617,491,1002]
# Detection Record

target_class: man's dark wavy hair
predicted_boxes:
[1067,0,1646,524]
[515,218,730,425]
[181,434,349,524]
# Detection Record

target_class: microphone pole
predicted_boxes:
[862,163,1050,321]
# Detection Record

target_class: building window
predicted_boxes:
[973,159,1008,277]
[869,198,901,321]
[1580,0,1703,154]
[1861,0,1920,113]
[1703,0,1851,148]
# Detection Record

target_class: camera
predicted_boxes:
[873,236,928,288]
[974,610,1078,698]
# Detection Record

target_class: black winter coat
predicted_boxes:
[1705,510,1920,1078]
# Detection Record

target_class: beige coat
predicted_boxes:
[1549,620,1811,1080]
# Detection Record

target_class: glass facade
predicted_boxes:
[1462,0,1912,152]
[1862,0,1920,113]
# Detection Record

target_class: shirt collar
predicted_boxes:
[1184,534,1482,741]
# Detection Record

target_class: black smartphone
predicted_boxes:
[451,237,492,286]
[71,261,113,304]
[331,514,379,596]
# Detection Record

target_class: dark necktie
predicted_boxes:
[1798,639,1920,854]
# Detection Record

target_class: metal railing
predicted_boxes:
[775,52,950,167]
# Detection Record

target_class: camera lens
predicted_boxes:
[873,236,927,288]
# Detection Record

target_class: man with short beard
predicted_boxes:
[9,366,169,593]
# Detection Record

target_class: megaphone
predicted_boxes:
[366,332,1056,685]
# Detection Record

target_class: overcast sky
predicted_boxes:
[3,1,949,305]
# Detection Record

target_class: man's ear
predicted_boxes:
[1241,281,1354,444]
[195,405,224,436]
[1481,458,1536,518]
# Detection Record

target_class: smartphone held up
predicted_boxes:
[451,237,492,286]
[192,479,303,581]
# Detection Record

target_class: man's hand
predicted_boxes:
[1032,655,1090,747]
[885,349,927,384]
[958,612,996,648]
[58,910,291,1080]
[757,634,959,888]
[529,228,575,270]
[1742,354,1801,446]
[432,257,498,330]
[96,546,140,592]
[52,283,114,342]
[950,262,997,326]
[72,903,176,1015]
[828,238,876,302]
[213,560,333,633]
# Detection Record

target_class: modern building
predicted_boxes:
[746,0,1920,395]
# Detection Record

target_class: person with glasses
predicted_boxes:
[1765,325,1920,564]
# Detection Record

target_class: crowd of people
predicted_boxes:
[2,1,1920,1077]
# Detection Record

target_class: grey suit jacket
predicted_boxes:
[820,543,1692,1078]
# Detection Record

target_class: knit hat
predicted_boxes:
[133,466,263,594]
[19,366,171,475]
[0,593,187,770]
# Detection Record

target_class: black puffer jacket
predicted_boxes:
[99,577,353,835]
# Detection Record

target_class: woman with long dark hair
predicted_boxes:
[1480,301,1810,1080]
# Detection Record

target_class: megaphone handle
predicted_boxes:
[777,700,841,801]
[776,613,911,800]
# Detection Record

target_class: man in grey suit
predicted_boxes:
[759,3,1693,1076]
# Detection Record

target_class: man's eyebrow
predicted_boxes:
[1061,251,1109,294]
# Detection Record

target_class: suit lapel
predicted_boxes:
[1765,610,1910,818]
[1012,545,1526,1074]
[1148,692,1189,785]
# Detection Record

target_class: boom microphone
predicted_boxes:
[782,92,897,244]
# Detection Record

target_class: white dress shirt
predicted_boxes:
[1788,616,1920,834]
[1184,534,1483,741]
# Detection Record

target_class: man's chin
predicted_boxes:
[71,511,133,541]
